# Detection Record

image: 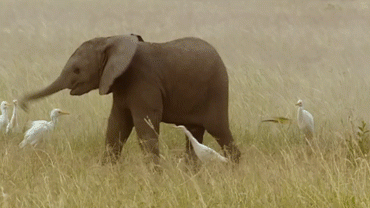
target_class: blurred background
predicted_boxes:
[1,0,370,206]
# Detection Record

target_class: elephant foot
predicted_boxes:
[183,153,202,173]
[148,163,163,174]
[140,152,163,173]
[224,144,241,164]
[101,149,120,165]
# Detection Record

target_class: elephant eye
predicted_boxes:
[73,68,80,74]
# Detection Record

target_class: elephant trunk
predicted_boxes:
[21,76,67,103]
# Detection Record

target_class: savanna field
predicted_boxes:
[1,0,370,207]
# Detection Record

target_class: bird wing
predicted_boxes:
[177,125,228,163]
[30,120,48,127]
[21,122,50,147]
[261,117,291,124]
[307,112,314,125]
[303,110,314,129]
[0,115,8,130]
[198,145,228,163]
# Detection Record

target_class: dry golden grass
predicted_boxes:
[1,0,370,207]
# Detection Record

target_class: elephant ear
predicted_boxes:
[130,33,144,42]
[99,35,139,95]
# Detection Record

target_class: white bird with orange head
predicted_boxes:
[0,101,10,132]
[175,125,229,163]
[296,99,314,140]
[6,99,20,134]
[19,108,69,148]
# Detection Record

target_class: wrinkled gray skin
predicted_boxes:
[19,34,241,166]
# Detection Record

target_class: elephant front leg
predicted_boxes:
[103,108,134,164]
[132,113,161,167]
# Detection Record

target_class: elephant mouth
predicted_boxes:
[70,83,88,95]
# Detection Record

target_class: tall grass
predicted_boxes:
[1,0,370,207]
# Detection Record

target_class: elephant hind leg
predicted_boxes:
[204,118,241,163]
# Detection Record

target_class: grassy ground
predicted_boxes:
[1,0,370,207]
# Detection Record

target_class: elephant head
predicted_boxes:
[20,35,142,109]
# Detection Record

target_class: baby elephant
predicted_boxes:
[19,34,241,166]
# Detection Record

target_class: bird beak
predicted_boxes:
[60,111,70,115]
[295,102,300,106]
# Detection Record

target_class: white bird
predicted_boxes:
[19,108,69,148]
[6,99,20,134]
[296,99,314,140]
[175,125,229,163]
[0,101,10,132]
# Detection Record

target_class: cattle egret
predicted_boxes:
[261,117,291,124]
[19,108,69,148]
[175,125,229,163]
[0,101,10,132]
[296,100,314,139]
[6,100,20,134]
